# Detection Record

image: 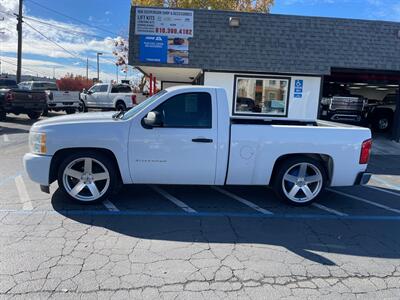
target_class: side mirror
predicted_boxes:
[143,111,163,128]
[82,88,87,94]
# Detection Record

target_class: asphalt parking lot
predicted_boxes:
[1,113,400,299]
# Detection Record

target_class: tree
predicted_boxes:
[112,37,129,73]
[131,0,274,13]
[56,74,94,91]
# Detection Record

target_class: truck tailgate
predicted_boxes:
[50,91,80,103]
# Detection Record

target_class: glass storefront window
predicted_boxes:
[234,76,290,116]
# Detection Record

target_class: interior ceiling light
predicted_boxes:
[349,86,361,89]
[366,86,378,88]
[386,84,399,87]
[376,88,389,91]
[353,83,368,86]
[229,17,240,27]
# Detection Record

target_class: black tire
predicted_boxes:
[372,113,392,132]
[0,110,6,121]
[27,111,41,120]
[272,156,327,206]
[116,101,126,111]
[57,151,118,204]
[42,106,49,117]
[79,100,88,113]
[66,108,76,114]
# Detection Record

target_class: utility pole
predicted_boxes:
[96,52,102,82]
[86,57,89,83]
[116,65,118,83]
[16,0,23,83]
[0,17,4,75]
[52,66,55,79]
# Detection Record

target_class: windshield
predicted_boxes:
[120,90,168,120]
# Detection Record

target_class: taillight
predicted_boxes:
[131,95,137,105]
[359,139,372,164]
[5,92,15,101]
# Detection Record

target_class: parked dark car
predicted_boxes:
[320,84,366,123]
[0,79,47,121]
[367,93,398,132]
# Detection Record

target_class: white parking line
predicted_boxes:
[327,188,400,214]
[15,175,33,210]
[312,203,348,217]
[150,185,197,213]
[366,185,400,197]
[102,199,119,212]
[211,186,273,215]
[3,134,9,142]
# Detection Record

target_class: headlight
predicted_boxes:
[29,132,47,154]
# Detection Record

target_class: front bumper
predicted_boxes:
[354,172,372,185]
[23,153,52,186]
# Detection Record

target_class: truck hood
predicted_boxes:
[33,111,117,128]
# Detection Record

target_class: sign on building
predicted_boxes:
[135,7,194,38]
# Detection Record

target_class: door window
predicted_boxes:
[154,92,212,128]
[89,85,101,93]
[99,85,108,92]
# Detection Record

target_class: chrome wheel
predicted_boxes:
[282,162,323,203]
[62,157,110,202]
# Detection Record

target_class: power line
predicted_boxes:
[0,57,47,77]
[23,16,109,40]
[23,21,98,72]
[25,0,120,37]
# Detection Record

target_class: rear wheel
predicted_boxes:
[273,156,326,206]
[116,101,126,111]
[27,111,41,120]
[57,151,117,204]
[373,113,392,132]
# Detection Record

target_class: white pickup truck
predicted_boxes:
[80,83,137,111]
[23,86,372,206]
[18,81,80,115]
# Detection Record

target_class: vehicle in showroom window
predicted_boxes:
[79,83,137,112]
[320,83,367,123]
[24,86,372,206]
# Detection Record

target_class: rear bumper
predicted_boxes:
[48,102,80,109]
[23,153,52,186]
[354,172,372,185]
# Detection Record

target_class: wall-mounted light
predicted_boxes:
[229,17,240,27]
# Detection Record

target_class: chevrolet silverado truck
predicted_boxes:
[23,86,372,206]
[80,83,137,112]
[0,79,47,121]
[18,81,80,115]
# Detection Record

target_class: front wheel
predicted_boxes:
[273,157,326,206]
[57,152,117,203]
[27,111,41,120]
[116,102,126,111]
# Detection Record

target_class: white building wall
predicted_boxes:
[204,71,322,122]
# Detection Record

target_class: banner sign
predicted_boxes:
[135,7,194,38]
[140,35,189,65]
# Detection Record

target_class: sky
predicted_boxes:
[0,0,399,82]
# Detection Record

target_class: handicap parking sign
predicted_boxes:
[294,80,303,99]
[295,80,303,88]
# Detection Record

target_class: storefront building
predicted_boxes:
[129,6,400,138]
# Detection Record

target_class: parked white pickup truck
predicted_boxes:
[18,81,80,115]
[80,83,137,111]
[24,86,372,206]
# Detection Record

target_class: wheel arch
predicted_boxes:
[270,153,333,185]
[49,147,122,185]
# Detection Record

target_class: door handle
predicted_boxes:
[192,138,213,143]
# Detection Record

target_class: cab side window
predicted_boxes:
[154,92,212,128]
[99,85,108,92]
